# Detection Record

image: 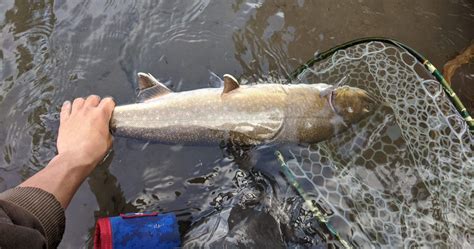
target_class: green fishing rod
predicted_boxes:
[288,37,474,130]
[275,151,353,249]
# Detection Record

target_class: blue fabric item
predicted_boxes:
[109,213,180,249]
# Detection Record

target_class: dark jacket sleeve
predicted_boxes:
[0,187,65,249]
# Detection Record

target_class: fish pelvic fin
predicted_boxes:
[137,72,173,102]
[222,74,239,94]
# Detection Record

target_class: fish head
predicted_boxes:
[331,86,376,125]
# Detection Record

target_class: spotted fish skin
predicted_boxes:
[110,73,375,145]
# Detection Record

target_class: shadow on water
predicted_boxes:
[83,151,137,244]
[0,0,472,248]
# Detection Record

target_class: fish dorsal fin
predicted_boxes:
[137,72,173,102]
[222,74,239,94]
[138,72,159,90]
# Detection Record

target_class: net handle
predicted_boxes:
[275,151,353,249]
[288,37,474,131]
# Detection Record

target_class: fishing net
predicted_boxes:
[283,40,473,248]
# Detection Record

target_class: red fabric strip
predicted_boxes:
[94,217,113,249]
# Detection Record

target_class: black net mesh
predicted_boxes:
[286,41,473,248]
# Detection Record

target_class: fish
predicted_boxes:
[110,73,375,145]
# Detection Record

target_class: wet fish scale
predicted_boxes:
[110,73,375,145]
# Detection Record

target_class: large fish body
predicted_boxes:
[110,73,374,145]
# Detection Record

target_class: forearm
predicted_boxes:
[0,188,65,249]
[19,153,95,208]
[0,151,95,248]
[0,96,114,248]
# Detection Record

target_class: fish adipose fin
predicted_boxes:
[137,72,173,102]
[222,74,239,94]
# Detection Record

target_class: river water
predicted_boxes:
[0,0,472,248]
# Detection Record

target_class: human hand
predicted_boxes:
[57,95,115,170]
[18,96,116,208]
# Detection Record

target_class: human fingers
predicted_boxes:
[85,95,101,107]
[60,101,71,123]
[72,97,85,112]
[98,97,116,119]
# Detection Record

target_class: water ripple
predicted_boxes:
[0,0,472,248]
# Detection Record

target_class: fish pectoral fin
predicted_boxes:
[137,72,173,102]
[227,130,260,146]
[222,74,239,94]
